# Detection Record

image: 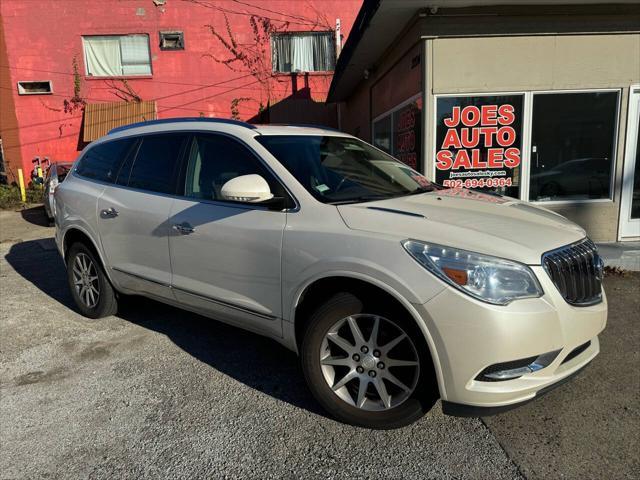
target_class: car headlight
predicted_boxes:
[402,240,543,305]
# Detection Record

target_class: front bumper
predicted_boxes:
[415,266,607,412]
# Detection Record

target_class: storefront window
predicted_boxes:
[435,95,524,197]
[529,91,619,202]
[372,96,423,170]
[392,98,422,170]
[372,114,392,153]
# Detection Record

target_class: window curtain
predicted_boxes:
[84,36,122,76]
[120,35,151,75]
[272,32,335,73]
[312,33,335,71]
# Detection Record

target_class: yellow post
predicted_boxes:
[17,168,27,203]
[37,166,43,180]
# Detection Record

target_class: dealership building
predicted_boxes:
[328,0,640,242]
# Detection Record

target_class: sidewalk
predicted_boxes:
[597,241,640,271]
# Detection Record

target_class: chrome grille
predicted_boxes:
[542,238,604,306]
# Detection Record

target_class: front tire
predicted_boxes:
[301,293,437,429]
[66,243,118,319]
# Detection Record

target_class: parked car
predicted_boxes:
[42,162,73,223]
[529,157,611,201]
[54,119,607,429]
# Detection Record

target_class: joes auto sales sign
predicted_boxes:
[435,95,523,190]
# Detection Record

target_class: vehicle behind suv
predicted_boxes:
[55,118,607,429]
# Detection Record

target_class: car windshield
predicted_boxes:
[256,135,439,204]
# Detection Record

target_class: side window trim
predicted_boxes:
[114,137,141,187]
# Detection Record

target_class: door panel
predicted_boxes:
[169,199,285,336]
[97,187,175,299]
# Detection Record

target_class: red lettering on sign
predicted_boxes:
[442,129,461,149]
[487,148,504,168]
[496,126,515,147]
[460,128,480,148]
[481,105,498,125]
[436,150,453,170]
[498,104,515,125]
[452,150,472,170]
[444,106,460,127]
[471,149,487,168]
[460,106,481,127]
[504,147,521,168]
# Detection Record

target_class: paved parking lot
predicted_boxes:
[1,208,638,479]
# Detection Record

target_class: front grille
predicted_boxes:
[542,238,603,306]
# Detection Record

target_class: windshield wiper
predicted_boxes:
[327,194,396,205]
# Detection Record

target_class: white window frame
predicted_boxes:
[82,34,152,77]
[431,88,621,204]
[618,85,640,240]
[371,93,423,163]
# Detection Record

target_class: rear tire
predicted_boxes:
[301,292,438,429]
[66,242,118,319]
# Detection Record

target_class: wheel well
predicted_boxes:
[294,277,426,348]
[294,277,438,393]
[63,229,101,265]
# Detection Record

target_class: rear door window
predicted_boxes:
[76,138,137,183]
[124,133,189,194]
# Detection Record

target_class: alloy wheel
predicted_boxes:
[72,253,100,308]
[319,314,420,411]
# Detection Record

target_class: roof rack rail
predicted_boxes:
[108,117,257,135]
[264,123,342,133]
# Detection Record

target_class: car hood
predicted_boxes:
[336,189,586,265]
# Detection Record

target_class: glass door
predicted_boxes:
[619,86,640,239]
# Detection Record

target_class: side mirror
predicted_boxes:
[220,174,274,203]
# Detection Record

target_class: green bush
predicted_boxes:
[0,185,43,209]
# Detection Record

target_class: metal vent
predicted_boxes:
[542,238,603,306]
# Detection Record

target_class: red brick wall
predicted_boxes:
[0,0,361,179]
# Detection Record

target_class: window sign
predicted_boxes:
[393,97,422,170]
[372,95,423,170]
[529,91,618,202]
[435,95,523,197]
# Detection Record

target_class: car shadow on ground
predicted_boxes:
[4,238,327,418]
[19,205,50,227]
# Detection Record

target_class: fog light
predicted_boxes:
[476,350,561,382]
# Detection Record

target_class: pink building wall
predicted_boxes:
[0,0,361,182]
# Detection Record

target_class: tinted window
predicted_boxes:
[529,91,618,201]
[184,134,285,201]
[76,138,136,183]
[126,134,188,194]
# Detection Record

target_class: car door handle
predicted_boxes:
[100,207,119,218]
[173,223,195,235]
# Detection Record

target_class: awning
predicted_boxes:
[327,0,640,103]
[83,100,156,142]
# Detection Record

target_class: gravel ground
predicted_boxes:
[1,208,638,479]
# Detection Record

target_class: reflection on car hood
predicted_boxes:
[336,188,586,265]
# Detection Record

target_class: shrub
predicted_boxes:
[0,185,42,209]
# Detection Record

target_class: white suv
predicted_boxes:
[54,118,607,429]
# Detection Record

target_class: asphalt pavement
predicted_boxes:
[0,207,638,479]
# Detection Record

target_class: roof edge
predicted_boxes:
[327,0,382,103]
